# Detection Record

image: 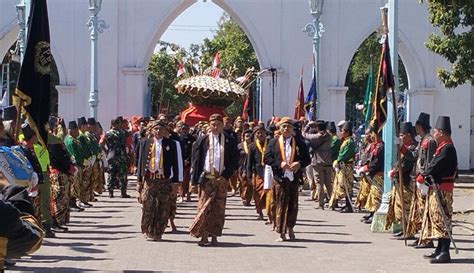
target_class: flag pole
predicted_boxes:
[371,1,403,234]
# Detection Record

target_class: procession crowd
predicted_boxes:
[0,106,458,269]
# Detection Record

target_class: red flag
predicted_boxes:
[212,52,220,68]
[176,63,185,77]
[294,67,305,120]
[241,95,250,121]
[211,67,221,79]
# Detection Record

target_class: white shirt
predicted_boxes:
[283,137,294,181]
[170,139,183,182]
[204,133,221,174]
[149,138,163,174]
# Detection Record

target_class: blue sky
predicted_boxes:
[160,1,224,49]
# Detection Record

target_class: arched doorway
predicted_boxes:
[144,1,261,120]
[344,32,409,134]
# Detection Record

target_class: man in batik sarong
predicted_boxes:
[264,117,310,241]
[189,114,238,246]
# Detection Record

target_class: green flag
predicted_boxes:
[363,60,375,126]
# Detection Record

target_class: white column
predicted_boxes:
[326,86,348,123]
[56,85,77,122]
[122,67,146,117]
[407,88,435,124]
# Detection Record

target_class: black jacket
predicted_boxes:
[246,141,266,178]
[191,132,238,184]
[137,137,179,183]
[264,136,311,184]
[49,143,74,175]
[179,133,196,163]
[422,142,458,184]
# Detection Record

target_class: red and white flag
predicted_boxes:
[236,75,248,84]
[176,63,185,77]
[212,52,220,68]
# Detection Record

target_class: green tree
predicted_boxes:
[200,14,260,117]
[345,32,408,104]
[148,13,260,118]
[147,42,190,116]
[422,0,473,88]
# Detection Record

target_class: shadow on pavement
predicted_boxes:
[222,232,256,237]
[297,219,327,223]
[296,231,351,236]
[17,255,110,263]
[175,240,307,248]
[296,223,345,227]
[291,238,372,244]
[450,258,474,264]
[66,229,139,235]
[72,215,120,219]
[63,236,135,241]
[9,266,98,272]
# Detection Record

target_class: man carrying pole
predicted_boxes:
[418,116,458,264]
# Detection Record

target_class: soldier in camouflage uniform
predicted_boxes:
[103,118,129,198]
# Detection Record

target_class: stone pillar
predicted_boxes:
[407,88,435,124]
[326,86,348,122]
[122,67,146,117]
[56,85,77,123]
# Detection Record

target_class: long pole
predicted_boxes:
[303,0,324,120]
[87,3,108,119]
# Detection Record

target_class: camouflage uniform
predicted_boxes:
[104,128,128,195]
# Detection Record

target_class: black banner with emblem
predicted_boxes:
[13,0,51,147]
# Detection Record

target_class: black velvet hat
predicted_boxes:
[2,106,17,121]
[400,122,414,136]
[87,118,97,126]
[415,112,431,129]
[328,121,337,133]
[435,116,451,134]
[21,123,35,140]
[68,121,78,130]
[77,117,87,127]
[316,120,327,131]
[48,116,58,129]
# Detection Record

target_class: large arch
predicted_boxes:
[136,0,270,72]
[337,23,426,91]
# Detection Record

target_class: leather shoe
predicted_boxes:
[363,218,372,224]
[423,250,440,259]
[121,194,131,198]
[393,231,403,237]
[45,230,56,238]
[414,241,435,249]
[430,252,451,264]
[340,206,353,213]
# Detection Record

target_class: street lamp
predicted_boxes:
[15,0,26,62]
[87,0,108,119]
[303,0,325,120]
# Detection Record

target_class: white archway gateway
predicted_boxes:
[0,0,472,169]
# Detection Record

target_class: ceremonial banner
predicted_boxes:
[293,69,305,120]
[304,67,317,121]
[369,36,394,134]
[13,0,51,147]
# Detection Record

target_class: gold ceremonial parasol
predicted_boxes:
[175,75,246,108]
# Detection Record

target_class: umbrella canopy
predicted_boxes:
[175,75,246,102]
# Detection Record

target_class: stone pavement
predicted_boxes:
[9,177,474,273]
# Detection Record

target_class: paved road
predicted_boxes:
[9,177,474,273]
